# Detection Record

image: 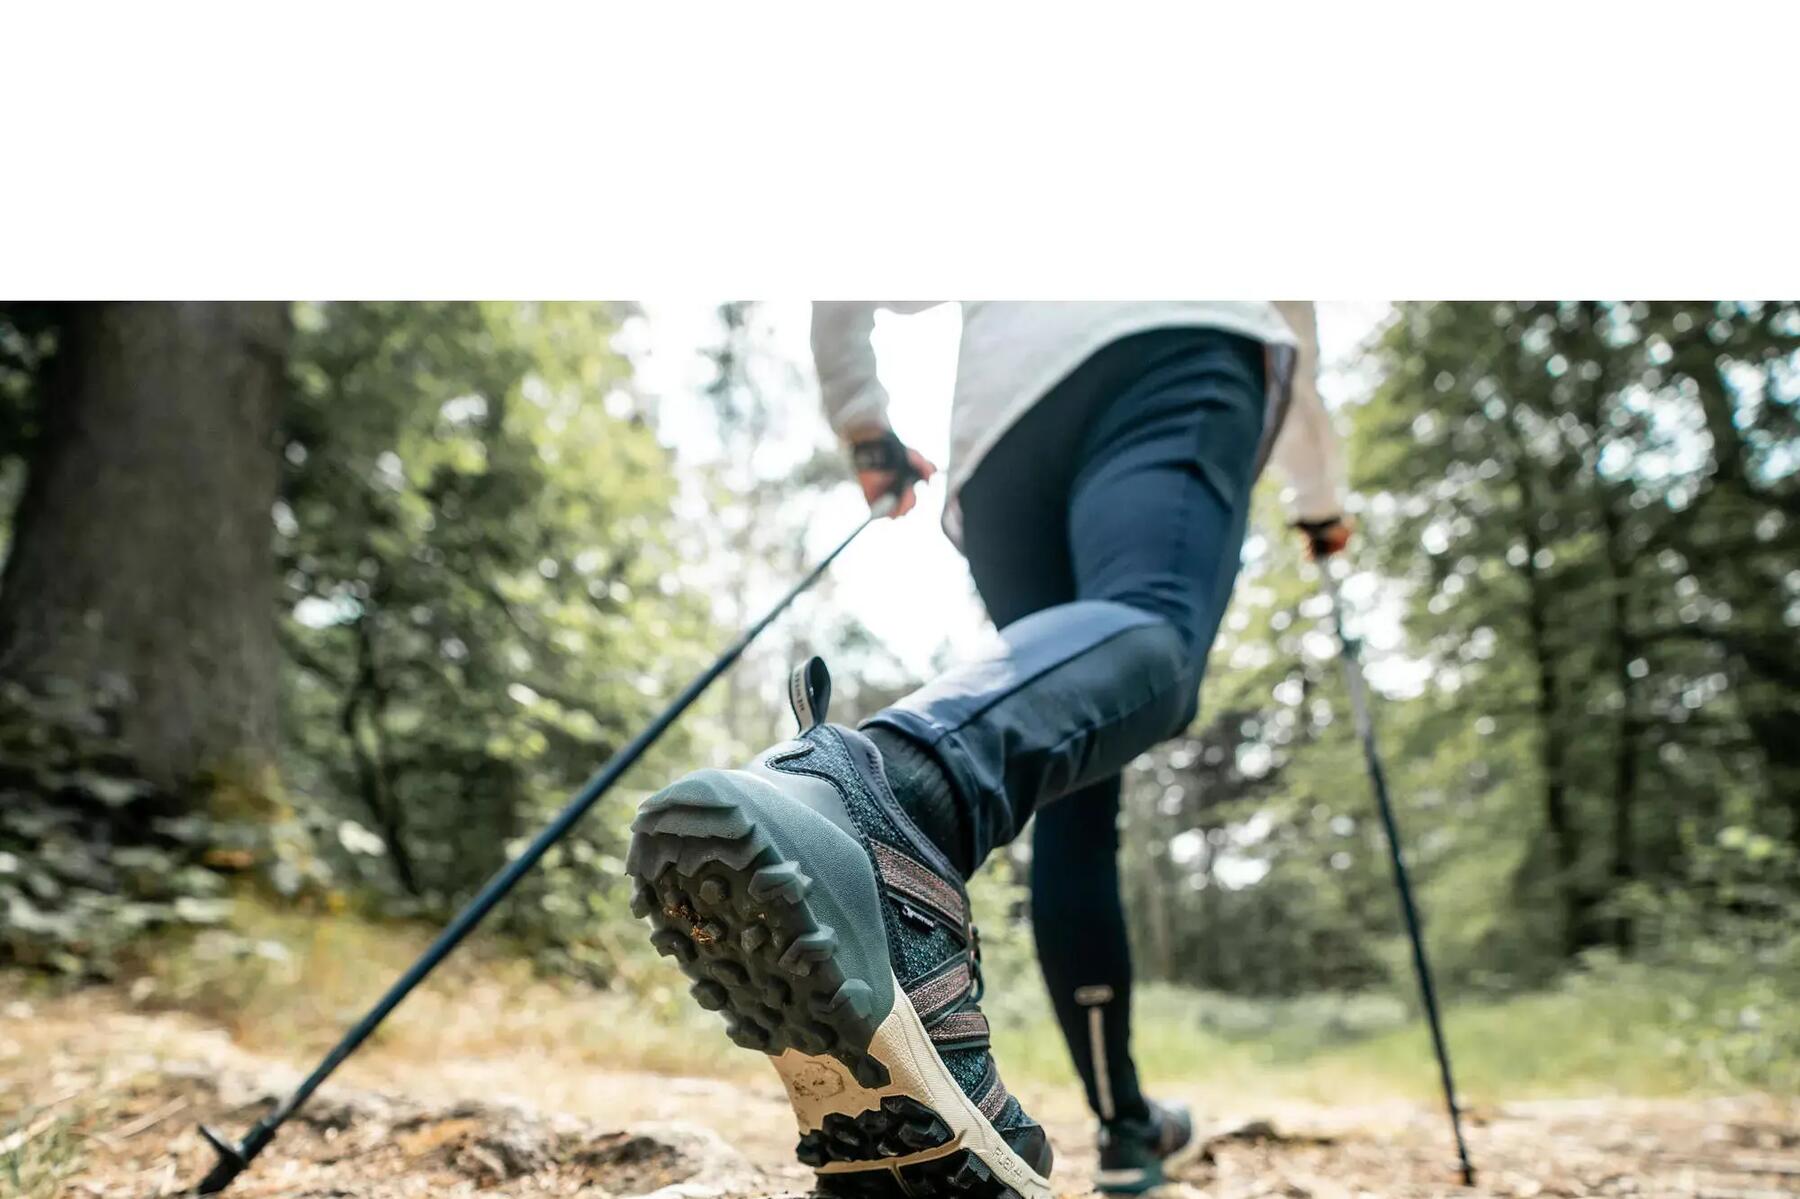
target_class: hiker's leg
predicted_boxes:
[862,360,1078,878]
[865,328,1266,866]
[928,393,1155,1125]
[1030,775,1151,1124]
[1026,331,1264,1139]
[915,435,1154,1126]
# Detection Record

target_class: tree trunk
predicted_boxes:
[1523,558,1585,955]
[1599,498,1641,951]
[1504,403,1592,958]
[0,303,285,793]
[1658,309,1800,851]
[1578,303,1640,952]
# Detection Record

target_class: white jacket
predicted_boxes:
[811,301,1345,538]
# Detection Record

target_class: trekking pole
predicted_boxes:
[1317,564,1476,1187]
[191,491,905,1195]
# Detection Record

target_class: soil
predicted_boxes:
[4,988,1796,1198]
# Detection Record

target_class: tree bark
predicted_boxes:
[0,303,285,793]
[1654,305,1800,849]
[1521,547,1585,954]
[1578,303,1640,952]
[1598,494,1642,950]
[1503,403,1592,958]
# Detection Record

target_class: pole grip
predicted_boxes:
[853,430,922,517]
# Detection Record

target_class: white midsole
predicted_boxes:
[769,971,1053,1199]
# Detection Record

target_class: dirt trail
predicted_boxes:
[4,988,1797,1198]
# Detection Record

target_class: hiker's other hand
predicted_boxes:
[1298,517,1351,560]
[859,447,936,519]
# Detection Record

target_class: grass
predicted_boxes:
[990,954,1799,1106]
[115,895,1798,1109]
[129,895,773,1085]
[0,1107,86,1199]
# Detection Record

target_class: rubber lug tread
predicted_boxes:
[627,773,890,1087]
[628,768,1040,1197]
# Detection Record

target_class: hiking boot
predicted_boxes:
[1094,1099,1195,1194]
[625,660,1053,1199]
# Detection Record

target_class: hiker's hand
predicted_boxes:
[1298,517,1352,560]
[851,431,936,519]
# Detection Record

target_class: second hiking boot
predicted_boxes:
[1094,1098,1196,1194]
[625,659,1053,1199]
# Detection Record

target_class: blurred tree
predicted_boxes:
[1125,492,1412,996]
[1355,302,1612,957]
[278,301,717,976]
[690,301,907,752]
[700,300,799,750]
[0,303,286,975]
[1353,301,1797,961]
[1638,302,1800,852]
[1116,299,1796,995]
[0,303,285,793]
[5,298,1789,997]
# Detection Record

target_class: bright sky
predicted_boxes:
[630,302,1393,679]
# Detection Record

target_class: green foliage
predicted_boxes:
[1346,302,1798,969]
[3,299,1796,1082]
[688,301,900,748]
[0,301,873,985]
[276,302,725,978]
[1114,301,1799,1002]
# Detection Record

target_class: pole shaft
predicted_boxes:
[221,510,880,1175]
[1323,571,1475,1186]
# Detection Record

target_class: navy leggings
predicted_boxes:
[865,326,1265,1123]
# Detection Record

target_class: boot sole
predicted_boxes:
[626,768,1052,1199]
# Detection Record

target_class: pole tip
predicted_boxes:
[193,1124,248,1194]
